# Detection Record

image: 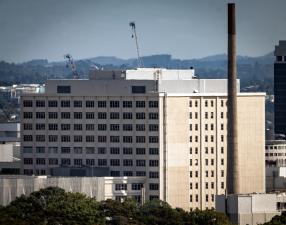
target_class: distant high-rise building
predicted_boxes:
[20,68,265,210]
[274,41,286,135]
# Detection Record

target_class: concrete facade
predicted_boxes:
[20,68,265,210]
[0,175,145,206]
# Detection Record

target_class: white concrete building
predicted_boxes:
[20,68,265,210]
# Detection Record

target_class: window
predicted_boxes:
[23,112,33,119]
[86,147,95,154]
[149,101,158,108]
[110,159,120,166]
[49,158,58,165]
[211,112,214,119]
[49,124,58,130]
[149,136,159,143]
[73,100,82,107]
[123,159,133,166]
[110,136,120,143]
[221,159,224,165]
[132,183,143,190]
[149,160,159,167]
[221,182,224,189]
[205,100,208,107]
[74,147,82,154]
[23,146,33,153]
[61,147,70,154]
[195,101,198,107]
[132,86,145,94]
[86,112,94,119]
[108,124,119,131]
[98,159,107,166]
[221,100,224,107]
[115,184,127,191]
[221,147,224,154]
[36,123,45,130]
[211,124,214,130]
[149,124,158,131]
[211,135,214,142]
[136,101,145,108]
[110,101,120,108]
[23,123,33,130]
[36,135,45,142]
[86,135,95,142]
[149,113,158,120]
[24,158,33,164]
[110,171,120,177]
[136,160,146,167]
[74,159,82,166]
[123,101,132,108]
[189,113,192,119]
[49,112,58,119]
[221,112,224,119]
[136,171,146,176]
[123,124,132,131]
[86,159,95,166]
[36,147,45,153]
[48,101,57,107]
[221,124,224,130]
[61,124,70,130]
[74,135,82,142]
[211,100,214,107]
[221,170,224,177]
[149,171,159,178]
[23,100,33,107]
[205,112,208,119]
[74,112,82,119]
[98,101,106,108]
[86,100,94,107]
[149,148,159,155]
[110,147,120,154]
[98,124,107,131]
[86,124,94,131]
[123,148,132,154]
[149,183,159,190]
[61,112,70,119]
[123,112,132,119]
[57,86,70,93]
[136,148,145,155]
[61,158,71,165]
[98,112,107,119]
[36,112,45,119]
[195,112,198,119]
[110,112,119,120]
[136,124,145,131]
[136,136,145,143]
[36,100,45,107]
[136,113,145,119]
[36,158,45,165]
[61,135,70,142]
[48,135,58,142]
[61,100,70,107]
[74,124,82,130]
[98,136,106,142]
[123,136,132,143]
[124,171,133,176]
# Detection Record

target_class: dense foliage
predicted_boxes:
[263,212,286,225]
[0,187,232,225]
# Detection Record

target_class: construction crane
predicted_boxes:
[64,54,79,79]
[129,21,143,68]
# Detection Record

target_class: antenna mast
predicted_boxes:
[64,54,79,79]
[129,21,143,68]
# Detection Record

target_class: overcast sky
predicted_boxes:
[0,0,285,63]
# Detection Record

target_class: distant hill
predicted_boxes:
[0,52,275,93]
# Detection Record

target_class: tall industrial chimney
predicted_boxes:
[227,3,239,195]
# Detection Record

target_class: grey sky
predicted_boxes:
[0,0,285,63]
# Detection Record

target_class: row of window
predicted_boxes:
[189,100,226,108]
[190,194,215,203]
[23,135,159,143]
[115,183,159,191]
[23,112,159,120]
[190,123,224,131]
[190,169,224,178]
[190,112,225,119]
[23,123,159,132]
[190,135,225,143]
[23,146,159,155]
[190,147,224,155]
[23,158,159,167]
[23,100,159,108]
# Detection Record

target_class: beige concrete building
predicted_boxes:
[20,68,265,210]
